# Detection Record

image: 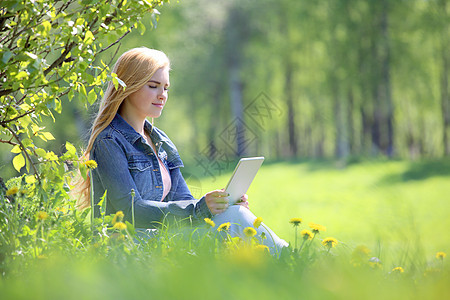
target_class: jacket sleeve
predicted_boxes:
[91,137,212,228]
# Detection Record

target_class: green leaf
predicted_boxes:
[41,131,55,140]
[1,51,13,64]
[87,89,97,105]
[13,153,25,172]
[66,141,77,155]
[83,30,94,44]
[11,145,22,153]
[35,148,47,158]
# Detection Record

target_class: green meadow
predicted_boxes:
[198,159,450,257]
[1,159,450,300]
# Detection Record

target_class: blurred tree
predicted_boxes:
[0,0,166,183]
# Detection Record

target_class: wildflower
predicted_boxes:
[369,257,382,269]
[392,267,404,273]
[301,229,313,240]
[55,207,68,214]
[253,217,263,229]
[112,211,125,225]
[289,217,302,227]
[351,245,371,266]
[204,218,215,228]
[217,222,231,232]
[6,186,19,196]
[37,211,48,221]
[84,160,98,170]
[309,222,326,233]
[243,227,257,237]
[255,245,269,253]
[113,222,127,231]
[436,251,447,260]
[322,237,338,248]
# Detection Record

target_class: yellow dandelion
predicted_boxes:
[253,217,263,229]
[392,266,404,273]
[353,245,371,256]
[300,229,314,240]
[204,218,215,228]
[112,211,125,225]
[322,237,338,248]
[55,207,68,214]
[255,245,269,253]
[217,222,231,232]
[243,227,257,237]
[289,217,302,226]
[37,211,48,221]
[436,251,447,260]
[113,222,127,231]
[309,222,326,233]
[83,160,98,170]
[6,186,19,196]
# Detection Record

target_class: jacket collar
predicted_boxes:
[109,113,168,145]
[109,113,183,168]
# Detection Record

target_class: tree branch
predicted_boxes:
[7,126,41,182]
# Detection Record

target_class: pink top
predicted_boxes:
[146,135,172,201]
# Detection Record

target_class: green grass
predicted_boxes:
[1,159,450,300]
[196,159,450,263]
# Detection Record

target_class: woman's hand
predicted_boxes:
[235,194,249,209]
[204,189,230,215]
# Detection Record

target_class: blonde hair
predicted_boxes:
[76,47,170,208]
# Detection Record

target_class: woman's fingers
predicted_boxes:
[204,189,230,215]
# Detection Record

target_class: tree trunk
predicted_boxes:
[225,6,247,157]
[439,0,450,155]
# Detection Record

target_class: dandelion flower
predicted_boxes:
[436,251,447,260]
[84,160,98,170]
[55,207,68,214]
[113,222,127,231]
[37,211,48,221]
[392,266,404,273]
[243,227,257,237]
[204,218,215,228]
[112,211,125,225]
[217,222,231,232]
[255,245,269,253]
[309,222,326,233]
[253,217,263,229]
[6,186,19,196]
[322,237,338,248]
[301,229,313,240]
[289,217,302,227]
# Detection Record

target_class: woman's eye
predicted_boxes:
[148,85,157,88]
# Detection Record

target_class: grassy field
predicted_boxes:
[1,158,449,299]
[195,158,450,265]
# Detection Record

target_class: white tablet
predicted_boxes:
[224,157,265,204]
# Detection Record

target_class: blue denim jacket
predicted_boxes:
[90,113,212,228]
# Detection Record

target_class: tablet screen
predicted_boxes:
[224,157,264,204]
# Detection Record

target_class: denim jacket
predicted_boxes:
[90,113,212,228]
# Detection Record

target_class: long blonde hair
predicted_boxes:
[76,47,170,208]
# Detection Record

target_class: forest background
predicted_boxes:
[1,0,449,182]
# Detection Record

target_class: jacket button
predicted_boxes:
[153,169,158,171]
[155,186,162,189]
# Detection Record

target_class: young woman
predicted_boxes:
[79,47,287,254]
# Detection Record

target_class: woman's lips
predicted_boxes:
[152,103,164,108]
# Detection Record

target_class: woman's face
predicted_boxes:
[126,67,170,120]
